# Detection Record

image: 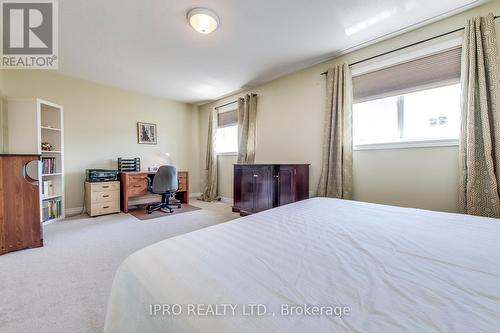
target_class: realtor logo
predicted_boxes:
[1,0,58,69]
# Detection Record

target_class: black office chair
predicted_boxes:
[146,165,181,214]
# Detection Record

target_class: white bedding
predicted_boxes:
[104,198,500,333]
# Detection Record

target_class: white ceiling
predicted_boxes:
[58,0,487,104]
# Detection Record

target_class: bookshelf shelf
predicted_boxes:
[41,126,62,131]
[42,216,64,225]
[42,194,63,200]
[42,173,63,177]
[42,150,62,154]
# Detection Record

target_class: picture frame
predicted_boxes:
[137,122,157,144]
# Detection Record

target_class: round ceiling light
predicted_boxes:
[187,8,219,34]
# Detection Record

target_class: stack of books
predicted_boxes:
[42,157,57,174]
[42,180,54,198]
[43,200,62,221]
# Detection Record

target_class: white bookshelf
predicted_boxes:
[7,98,65,224]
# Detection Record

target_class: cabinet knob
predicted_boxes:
[253,174,258,177]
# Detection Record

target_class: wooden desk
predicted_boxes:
[120,171,189,213]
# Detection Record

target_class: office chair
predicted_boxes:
[146,165,181,214]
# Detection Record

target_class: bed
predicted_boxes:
[104,198,500,333]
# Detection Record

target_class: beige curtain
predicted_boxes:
[459,13,500,217]
[199,108,220,202]
[317,64,353,199]
[237,94,257,163]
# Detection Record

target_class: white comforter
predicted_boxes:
[104,198,500,333]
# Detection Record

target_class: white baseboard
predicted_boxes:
[189,193,233,205]
[220,197,233,205]
[66,193,205,217]
[66,207,85,216]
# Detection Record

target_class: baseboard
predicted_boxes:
[220,197,233,205]
[66,193,205,217]
[66,207,85,216]
[189,193,232,204]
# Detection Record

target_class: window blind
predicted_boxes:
[352,47,462,102]
[218,109,237,128]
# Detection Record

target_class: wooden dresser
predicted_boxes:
[120,171,189,213]
[0,154,43,255]
[85,181,121,217]
[233,164,309,216]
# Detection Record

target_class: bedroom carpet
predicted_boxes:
[128,203,201,220]
[0,200,238,333]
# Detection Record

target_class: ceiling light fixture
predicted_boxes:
[187,8,219,34]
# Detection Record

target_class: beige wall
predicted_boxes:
[199,1,500,213]
[1,70,200,210]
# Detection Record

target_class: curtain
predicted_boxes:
[459,13,500,217]
[199,108,220,202]
[237,94,257,163]
[317,64,353,199]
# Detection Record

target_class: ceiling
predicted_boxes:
[58,0,487,104]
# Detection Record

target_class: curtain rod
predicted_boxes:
[214,93,258,109]
[320,15,499,75]
[215,100,237,109]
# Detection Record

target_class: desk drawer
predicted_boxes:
[129,183,148,196]
[91,182,120,192]
[91,190,119,203]
[90,201,120,216]
[178,173,187,192]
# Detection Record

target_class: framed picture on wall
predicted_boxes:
[137,122,157,144]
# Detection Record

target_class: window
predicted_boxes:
[215,107,238,154]
[216,124,238,154]
[353,84,460,147]
[352,46,462,148]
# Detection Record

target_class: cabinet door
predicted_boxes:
[278,166,296,206]
[2,156,41,253]
[253,167,274,212]
[239,168,255,213]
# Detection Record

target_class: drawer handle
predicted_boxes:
[103,206,109,209]
[102,186,109,189]
[134,185,142,188]
[102,195,110,198]
[253,174,258,177]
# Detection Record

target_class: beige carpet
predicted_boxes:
[128,203,201,220]
[0,200,238,333]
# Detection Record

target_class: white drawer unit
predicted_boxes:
[85,181,120,217]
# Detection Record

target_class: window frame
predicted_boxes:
[353,82,460,151]
[215,106,239,156]
[351,39,462,151]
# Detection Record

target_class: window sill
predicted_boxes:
[216,152,238,156]
[354,138,458,151]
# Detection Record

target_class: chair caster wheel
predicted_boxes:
[147,210,152,214]
[177,205,181,208]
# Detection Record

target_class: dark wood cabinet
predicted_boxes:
[0,154,42,255]
[233,164,309,216]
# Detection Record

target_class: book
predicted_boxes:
[43,199,62,221]
[41,157,57,174]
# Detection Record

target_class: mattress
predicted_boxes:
[104,198,500,333]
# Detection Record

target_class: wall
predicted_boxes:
[199,1,500,213]
[1,70,200,211]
